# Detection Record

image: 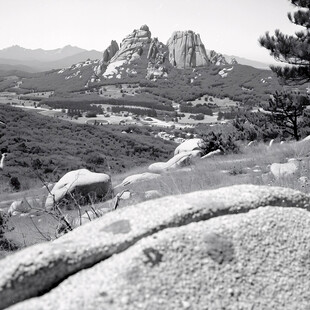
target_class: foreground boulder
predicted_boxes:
[1,185,310,309]
[45,169,112,210]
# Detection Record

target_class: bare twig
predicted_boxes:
[29,216,51,242]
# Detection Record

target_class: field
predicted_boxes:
[1,137,310,259]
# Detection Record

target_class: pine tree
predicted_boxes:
[259,0,310,82]
[267,90,308,140]
[258,0,310,140]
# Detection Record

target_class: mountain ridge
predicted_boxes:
[0,43,271,72]
[0,45,102,72]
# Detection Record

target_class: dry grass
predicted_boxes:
[113,140,310,200]
[2,139,310,257]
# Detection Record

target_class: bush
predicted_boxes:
[85,111,97,118]
[0,212,18,252]
[201,132,239,155]
[10,177,21,191]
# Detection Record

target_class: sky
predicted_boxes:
[0,0,303,64]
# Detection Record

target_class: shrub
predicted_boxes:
[201,132,239,155]
[10,177,21,191]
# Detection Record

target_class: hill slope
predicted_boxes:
[0,105,176,190]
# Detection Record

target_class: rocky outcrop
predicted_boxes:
[209,50,229,65]
[96,40,119,75]
[102,40,119,63]
[231,57,238,64]
[115,172,161,188]
[146,37,169,80]
[45,169,112,210]
[148,150,202,173]
[167,30,209,68]
[1,185,310,309]
[101,25,152,79]
[270,159,300,179]
[174,138,206,156]
[110,25,151,63]
[208,50,238,66]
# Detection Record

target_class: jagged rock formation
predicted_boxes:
[2,185,310,309]
[231,57,238,64]
[102,40,119,63]
[167,30,209,68]
[208,50,238,66]
[96,40,119,75]
[146,37,168,80]
[101,25,152,79]
[209,50,229,65]
[110,25,151,63]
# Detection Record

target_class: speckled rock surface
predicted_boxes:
[167,30,209,68]
[1,185,310,309]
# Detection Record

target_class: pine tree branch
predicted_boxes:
[291,0,310,10]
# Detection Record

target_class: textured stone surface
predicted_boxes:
[174,138,205,155]
[45,169,112,210]
[167,30,209,68]
[209,50,229,65]
[110,25,151,63]
[115,172,161,188]
[9,206,310,310]
[1,185,310,309]
[270,160,299,179]
[148,150,202,173]
[102,40,119,63]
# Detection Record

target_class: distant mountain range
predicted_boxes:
[0,43,271,73]
[0,45,103,72]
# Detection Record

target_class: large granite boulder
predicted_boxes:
[174,138,206,155]
[270,159,299,179]
[167,30,209,68]
[45,169,112,210]
[115,172,161,188]
[1,185,310,309]
[148,150,202,173]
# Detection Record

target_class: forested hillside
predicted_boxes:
[0,105,176,190]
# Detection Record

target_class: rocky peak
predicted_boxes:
[231,57,238,65]
[110,25,152,63]
[208,50,229,66]
[146,37,169,80]
[167,30,209,69]
[102,40,119,63]
[208,50,238,66]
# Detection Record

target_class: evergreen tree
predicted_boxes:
[259,0,310,82]
[267,91,308,140]
[258,0,310,140]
